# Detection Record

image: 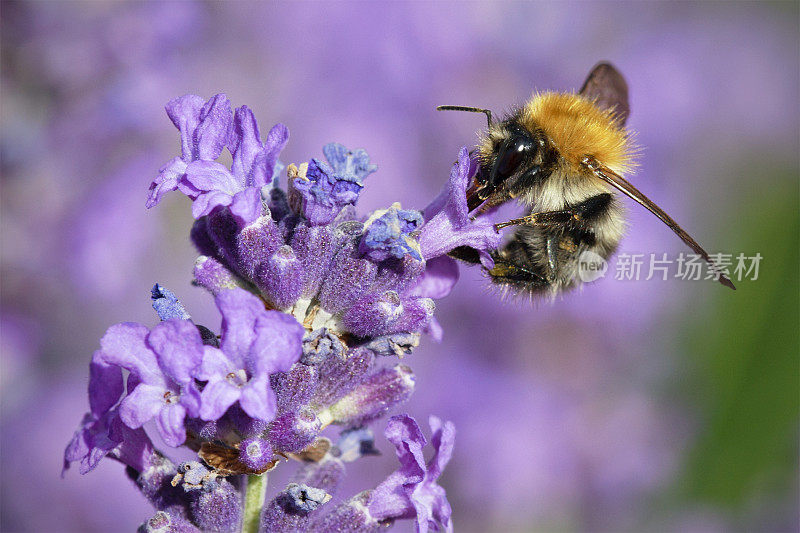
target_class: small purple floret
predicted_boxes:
[197,289,304,422]
[368,414,455,533]
[419,147,501,268]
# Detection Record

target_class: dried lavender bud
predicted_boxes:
[259,483,331,533]
[301,328,345,366]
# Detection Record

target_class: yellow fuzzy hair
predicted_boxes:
[521,91,637,174]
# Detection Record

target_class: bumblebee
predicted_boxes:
[439,62,735,296]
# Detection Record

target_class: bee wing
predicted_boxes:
[579,62,630,126]
[582,157,735,290]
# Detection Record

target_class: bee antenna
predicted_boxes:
[437,105,493,127]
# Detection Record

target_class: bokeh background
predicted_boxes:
[1,1,798,532]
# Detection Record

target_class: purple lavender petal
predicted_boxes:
[230,106,262,181]
[64,409,156,476]
[88,355,124,416]
[406,256,459,300]
[228,187,263,227]
[248,311,305,374]
[155,404,189,447]
[165,94,205,161]
[198,379,241,421]
[147,157,187,208]
[215,289,265,368]
[258,122,290,187]
[292,159,364,226]
[193,93,232,161]
[119,383,170,429]
[184,160,240,197]
[238,374,276,421]
[146,319,204,383]
[426,416,455,481]
[418,147,501,266]
[98,322,164,386]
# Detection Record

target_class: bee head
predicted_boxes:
[477,121,555,198]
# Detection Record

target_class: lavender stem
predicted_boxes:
[242,473,267,533]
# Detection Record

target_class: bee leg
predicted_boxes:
[494,193,614,231]
[469,190,511,219]
[487,258,550,286]
[546,234,559,277]
[494,209,575,231]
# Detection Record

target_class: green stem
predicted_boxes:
[242,473,268,533]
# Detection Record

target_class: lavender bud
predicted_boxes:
[128,454,188,517]
[238,437,274,472]
[312,347,375,406]
[268,409,321,453]
[326,364,415,426]
[293,456,347,495]
[273,363,318,413]
[318,240,377,314]
[236,215,282,280]
[309,491,380,533]
[138,511,200,533]
[193,256,242,294]
[256,245,303,309]
[188,478,242,533]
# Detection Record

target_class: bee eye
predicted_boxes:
[491,133,535,186]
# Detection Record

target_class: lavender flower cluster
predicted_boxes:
[64,94,501,532]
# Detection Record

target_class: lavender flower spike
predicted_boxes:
[197,288,305,422]
[368,414,456,533]
[71,94,488,531]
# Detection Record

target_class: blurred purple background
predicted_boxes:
[2,2,798,532]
